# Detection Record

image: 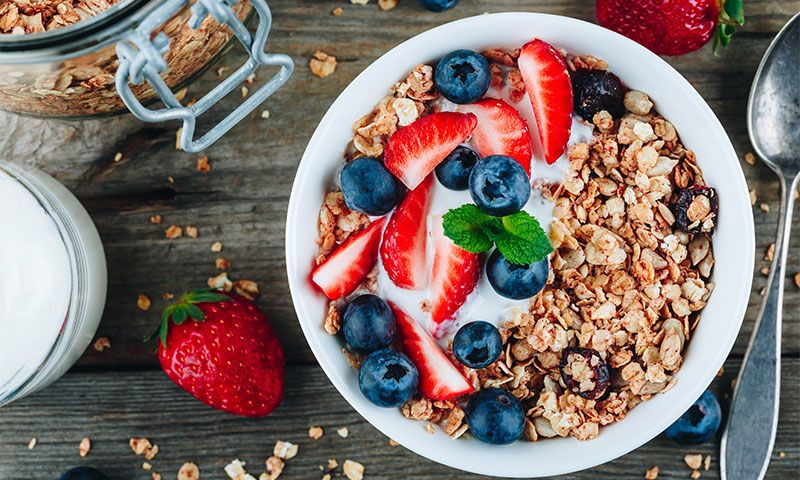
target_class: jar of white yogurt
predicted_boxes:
[0,162,107,406]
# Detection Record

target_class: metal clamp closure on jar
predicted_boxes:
[115,0,293,152]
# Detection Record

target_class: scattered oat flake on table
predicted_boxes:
[337,427,349,438]
[233,279,260,301]
[197,156,211,173]
[744,152,756,165]
[264,456,284,479]
[162,292,175,300]
[211,241,223,252]
[27,438,36,450]
[150,214,162,225]
[143,462,152,470]
[215,257,231,270]
[113,152,123,162]
[378,0,398,10]
[167,176,175,184]
[388,439,398,446]
[343,460,364,480]
[241,86,249,98]
[332,6,343,15]
[273,440,298,460]
[208,272,233,292]
[261,110,271,119]
[130,437,152,455]
[145,444,159,460]
[749,189,757,206]
[684,453,703,470]
[178,462,200,480]
[217,66,228,77]
[765,243,775,261]
[794,273,800,288]
[690,470,701,479]
[309,426,324,439]
[165,225,183,239]
[760,203,770,213]
[703,455,711,470]
[779,451,786,458]
[350,0,369,4]
[152,474,161,480]
[185,225,200,238]
[78,437,91,457]
[137,294,151,311]
[176,128,183,150]
[174,87,188,101]
[322,475,331,480]
[310,51,337,78]
[327,458,338,470]
[93,337,111,351]
[246,73,256,84]
[225,459,255,480]
[644,466,659,480]
[761,266,770,276]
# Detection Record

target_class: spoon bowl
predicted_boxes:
[747,12,800,175]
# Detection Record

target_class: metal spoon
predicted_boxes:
[721,12,800,480]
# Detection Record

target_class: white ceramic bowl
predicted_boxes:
[286,13,754,478]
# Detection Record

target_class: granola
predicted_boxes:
[312,43,717,444]
[0,1,252,117]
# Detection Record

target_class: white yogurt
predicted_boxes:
[375,92,595,341]
[0,171,72,398]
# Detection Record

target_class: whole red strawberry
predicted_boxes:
[153,290,284,417]
[596,0,745,56]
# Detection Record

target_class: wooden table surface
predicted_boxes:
[1,1,799,479]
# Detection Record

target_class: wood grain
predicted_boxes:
[0,1,798,478]
[1,358,798,480]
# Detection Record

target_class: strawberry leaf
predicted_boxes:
[723,0,745,25]
[147,289,231,349]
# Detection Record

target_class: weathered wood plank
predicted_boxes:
[0,1,798,368]
[1,358,798,480]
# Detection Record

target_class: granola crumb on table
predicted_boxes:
[316,50,717,443]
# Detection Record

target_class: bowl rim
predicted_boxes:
[286,12,754,478]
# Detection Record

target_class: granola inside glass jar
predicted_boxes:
[0,0,253,118]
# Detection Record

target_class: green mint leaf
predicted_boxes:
[494,211,554,265]
[442,204,494,253]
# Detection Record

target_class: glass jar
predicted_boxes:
[0,161,107,407]
[0,0,293,152]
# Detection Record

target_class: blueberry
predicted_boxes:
[59,467,109,480]
[559,347,610,400]
[359,349,419,407]
[486,249,548,300]
[435,145,479,190]
[343,294,396,354]
[468,155,531,216]
[434,49,491,104]
[464,387,525,445]
[665,390,722,445]
[571,69,626,121]
[340,157,401,216]
[418,0,459,12]
[453,321,502,369]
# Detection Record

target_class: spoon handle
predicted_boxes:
[721,174,798,480]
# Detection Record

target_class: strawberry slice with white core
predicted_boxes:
[429,216,481,338]
[460,98,534,175]
[390,302,474,401]
[311,218,385,300]
[384,111,477,190]
[380,174,432,290]
[517,39,573,164]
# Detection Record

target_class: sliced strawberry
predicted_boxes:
[391,302,474,401]
[429,216,481,338]
[380,175,432,290]
[460,98,533,174]
[311,218,385,300]
[517,39,573,164]
[384,111,477,190]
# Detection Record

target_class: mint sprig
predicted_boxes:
[442,204,553,265]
